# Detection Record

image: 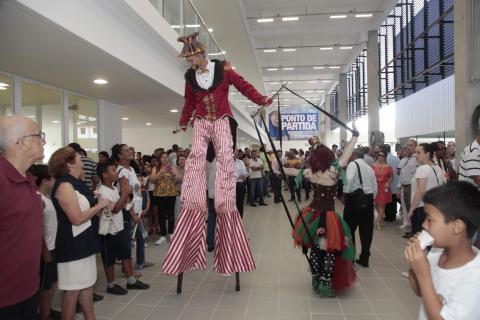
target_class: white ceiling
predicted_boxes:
[193,0,397,111]
[0,1,184,126]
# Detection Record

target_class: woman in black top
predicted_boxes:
[49,147,109,320]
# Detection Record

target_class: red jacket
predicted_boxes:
[179,60,267,127]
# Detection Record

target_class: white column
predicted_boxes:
[455,0,480,157]
[98,100,122,152]
[367,30,380,143]
[338,73,348,143]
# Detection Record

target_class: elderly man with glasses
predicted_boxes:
[0,116,46,320]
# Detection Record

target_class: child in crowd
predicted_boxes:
[96,161,149,295]
[405,181,480,320]
[29,165,59,320]
[133,174,154,269]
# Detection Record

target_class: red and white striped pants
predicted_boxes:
[162,117,255,275]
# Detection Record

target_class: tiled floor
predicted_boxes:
[60,195,420,320]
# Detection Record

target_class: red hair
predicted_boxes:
[308,144,335,173]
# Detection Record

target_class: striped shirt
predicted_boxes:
[458,140,480,187]
[81,156,96,190]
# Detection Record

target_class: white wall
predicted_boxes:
[395,75,455,138]
[123,127,193,155]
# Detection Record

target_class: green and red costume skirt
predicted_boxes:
[292,207,356,296]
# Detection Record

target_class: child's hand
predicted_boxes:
[404,237,430,277]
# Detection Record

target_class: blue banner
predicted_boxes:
[267,107,319,140]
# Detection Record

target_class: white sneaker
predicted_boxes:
[144,243,148,248]
[155,236,167,245]
[399,223,408,229]
[401,271,410,278]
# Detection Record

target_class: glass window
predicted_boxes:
[21,81,63,162]
[68,94,98,159]
[0,74,13,116]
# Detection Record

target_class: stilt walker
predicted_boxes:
[162,33,272,286]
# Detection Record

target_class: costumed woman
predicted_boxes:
[162,32,272,276]
[292,132,358,297]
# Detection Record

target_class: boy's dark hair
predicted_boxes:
[423,181,480,238]
[99,151,109,158]
[29,164,51,187]
[97,159,116,182]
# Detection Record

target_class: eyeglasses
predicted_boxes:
[16,132,46,144]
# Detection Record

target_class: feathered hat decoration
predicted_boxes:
[177,32,206,58]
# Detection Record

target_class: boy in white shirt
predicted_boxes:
[405,182,480,320]
[30,165,58,320]
[96,161,149,295]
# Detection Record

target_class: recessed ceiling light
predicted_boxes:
[309,80,318,83]
[257,18,274,23]
[322,80,332,83]
[171,25,180,29]
[283,67,294,71]
[313,66,325,70]
[207,51,226,56]
[208,28,214,32]
[0,87,7,91]
[355,13,373,18]
[186,24,200,28]
[316,90,325,92]
[320,47,333,51]
[0,82,10,87]
[339,46,353,50]
[282,17,299,21]
[329,66,341,69]
[287,81,294,84]
[330,15,347,19]
[146,122,152,126]
[305,90,313,93]
[232,66,236,69]
[263,49,277,53]
[170,109,179,113]
[267,68,278,71]
[282,48,296,52]
[93,79,108,85]
[270,82,280,85]
[52,120,60,124]
[122,117,129,120]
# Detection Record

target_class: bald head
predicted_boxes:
[0,116,38,153]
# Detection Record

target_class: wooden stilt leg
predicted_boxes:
[177,273,183,294]
[235,272,240,291]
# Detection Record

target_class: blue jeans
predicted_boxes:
[206,198,216,249]
[248,178,264,205]
[263,171,271,196]
[127,218,145,267]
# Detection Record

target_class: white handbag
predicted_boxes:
[98,209,112,235]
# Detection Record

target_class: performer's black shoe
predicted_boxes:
[127,280,150,290]
[355,259,369,268]
[259,203,268,206]
[207,247,214,252]
[250,203,257,207]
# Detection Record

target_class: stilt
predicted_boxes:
[177,273,183,294]
[235,272,240,291]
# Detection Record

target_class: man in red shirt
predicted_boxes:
[0,116,45,319]
[163,32,271,276]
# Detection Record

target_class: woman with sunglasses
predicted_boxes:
[373,152,393,230]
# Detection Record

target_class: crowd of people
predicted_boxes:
[2,114,480,319]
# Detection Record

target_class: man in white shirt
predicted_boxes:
[458,129,480,188]
[397,139,419,235]
[248,150,267,207]
[234,150,249,217]
[343,148,377,268]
